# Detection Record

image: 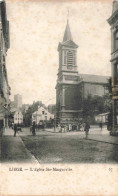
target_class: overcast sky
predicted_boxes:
[6,0,113,105]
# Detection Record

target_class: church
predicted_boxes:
[55,20,109,127]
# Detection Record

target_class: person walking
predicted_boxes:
[14,123,17,137]
[84,121,90,139]
[99,122,103,130]
[32,121,36,136]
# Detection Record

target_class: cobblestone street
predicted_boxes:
[1,126,118,164]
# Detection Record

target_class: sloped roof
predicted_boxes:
[63,20,72,42]
[62,40,78,48]
[79,74,110,84]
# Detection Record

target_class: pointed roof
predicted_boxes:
[63,20,72,42]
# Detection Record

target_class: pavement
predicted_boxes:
[20,127,118,163]
[42,126,118,145]
[1,126,118,163]
[1,127,39,163]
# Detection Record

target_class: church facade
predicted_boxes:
[56,20,109,127]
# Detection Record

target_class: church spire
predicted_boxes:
[63,19,72,42]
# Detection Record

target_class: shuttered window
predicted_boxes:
[67,51,73,68]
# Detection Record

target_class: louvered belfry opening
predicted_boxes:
[67,51,73,68]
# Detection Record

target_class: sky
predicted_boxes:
[6,0,113,105]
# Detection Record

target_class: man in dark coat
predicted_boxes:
[14,124,17,137]
[32,121,36,136]
[84,121,90,139]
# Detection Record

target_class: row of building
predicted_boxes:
[0,0,10,131]
[12,106,54,126]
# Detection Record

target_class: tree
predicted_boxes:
[82,94,111,123]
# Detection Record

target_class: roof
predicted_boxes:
[97,112,110,116]
[63,20,72,42]
[79,74,110,84]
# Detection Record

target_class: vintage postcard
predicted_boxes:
[0,0,118,195]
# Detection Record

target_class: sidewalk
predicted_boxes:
[88,134,118,145]
[1,128,39,163]
[44,127,118,145]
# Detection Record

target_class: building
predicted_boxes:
[56,20,109,127]
[14,110,23,125]
[107,0,118,134]
[32,106,54,125]
[95,113,109,124]
[0,0,10,131]
[14,94,22,109]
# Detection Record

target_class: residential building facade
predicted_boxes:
[108,0,118,133]
[0,0,10,131]
[32,106,54,125]
[14,110,23,124]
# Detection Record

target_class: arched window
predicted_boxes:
[67,51,73,68]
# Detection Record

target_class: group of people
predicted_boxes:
[57,121,90,139]
[12,120,90,139]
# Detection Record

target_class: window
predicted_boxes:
[42,111,45,114]
[63,50,67,65]
[116,64,118,84]
[73,52,75,66]
[114,64,118,85]
[114,30,118,50]
[67,51,73,68]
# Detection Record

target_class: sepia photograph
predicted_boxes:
[0,0,118,195]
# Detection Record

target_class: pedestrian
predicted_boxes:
[99,122,103,130]
[69,124,72,132]
[32,121,36,136]
[82,122,85,132]
[84,121,90,139]
[13,123,17,137]
[30,125,32,133]
[58,124,61,132]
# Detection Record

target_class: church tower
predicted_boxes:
[56,20,82,127]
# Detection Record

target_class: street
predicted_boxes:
[1,126,118,163]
